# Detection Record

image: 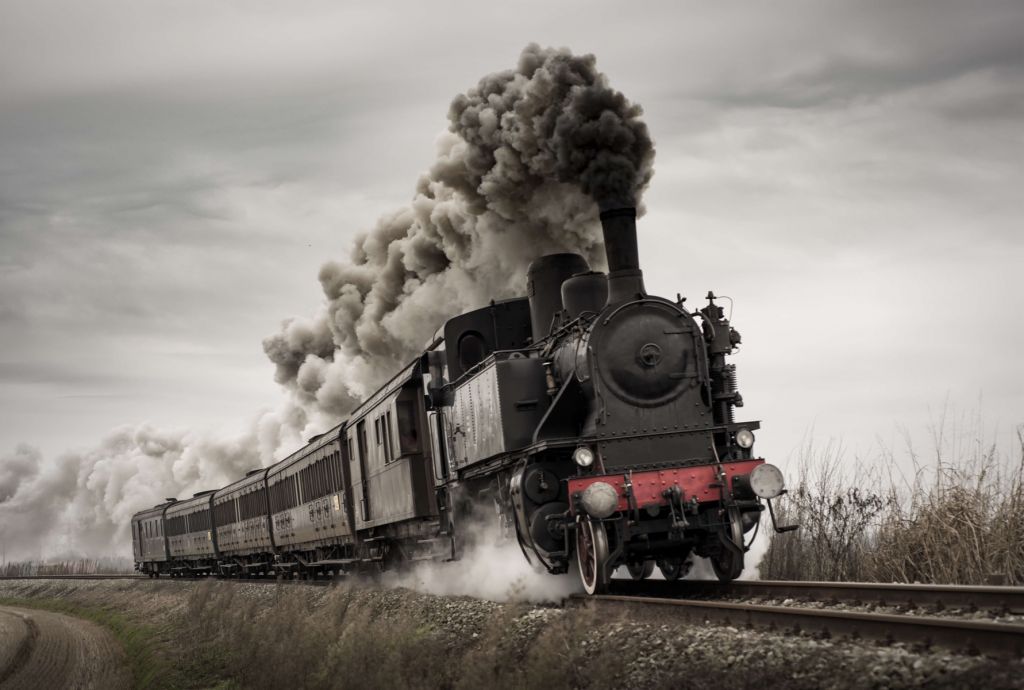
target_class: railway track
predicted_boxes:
[7,574,1024,611]
[7,574,1024,656]
[610,578,1024,614]
[580,579,1024,658]
[0,575,145,581]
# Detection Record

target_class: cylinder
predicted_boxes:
[561,271,608,321]
[527,253,590,341]
[599,207,645,305]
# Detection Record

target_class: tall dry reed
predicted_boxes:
[0,556,134,576]
[761,413,1024,585]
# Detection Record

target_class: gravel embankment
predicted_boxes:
[0,578,1021,689]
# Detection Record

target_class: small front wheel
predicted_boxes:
[627,560,655,580]
[656,556,692,581]
[711,551,744,582]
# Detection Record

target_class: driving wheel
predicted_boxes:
[711,506,745,582]
[576,517,610,595]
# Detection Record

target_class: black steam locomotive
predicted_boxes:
[132,205,792,593]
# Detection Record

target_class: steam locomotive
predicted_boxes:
[132,205,793,593]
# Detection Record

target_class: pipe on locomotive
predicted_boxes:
[526,203,644,342]
[598,206,645,305]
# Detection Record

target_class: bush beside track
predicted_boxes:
[762,422,1024,585]
[1,578,1022,689]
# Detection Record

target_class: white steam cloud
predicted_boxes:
[0,407,309,562]
[383,519,583,604]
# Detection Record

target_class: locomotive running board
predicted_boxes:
[306,558,358,568]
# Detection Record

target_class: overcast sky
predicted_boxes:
[2,0,1022,473]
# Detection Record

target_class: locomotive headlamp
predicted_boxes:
[573,446,595,468]
[581,481,619,519]
[735,428,755,449]
[750,463,785,499]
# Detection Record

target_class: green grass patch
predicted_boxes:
[0,596,229,689]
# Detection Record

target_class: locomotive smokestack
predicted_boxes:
[599,206,645,304]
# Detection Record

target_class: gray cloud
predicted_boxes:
[0,0,1022,560]
[0,362,136,388]
[692,9,1024,110]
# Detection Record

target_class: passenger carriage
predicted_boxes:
[165,490,217,577]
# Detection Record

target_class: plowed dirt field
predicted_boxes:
[0,605,130,690]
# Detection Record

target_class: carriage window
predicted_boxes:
[458,330,487,371]
[383,412,394,463]
[396,400,420,454]
[357,422,368,474]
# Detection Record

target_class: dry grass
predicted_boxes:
[181,582,622,690]
[182,582,472,689]
[0,556,134,576]
[761,412,1024,585]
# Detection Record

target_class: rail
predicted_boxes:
[578,579,1024,658]
[609,579,1024,613]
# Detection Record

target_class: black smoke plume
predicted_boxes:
[265,44,655,416]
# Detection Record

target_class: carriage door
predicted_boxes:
[427,410,448,485]
[356,420,370,522]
